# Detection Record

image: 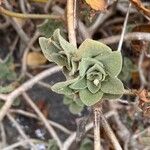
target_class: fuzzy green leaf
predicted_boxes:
[76,99,84,107]
[38,19,64,38]
[39,37,60,62]
[0,56,16,81]
[69,77,87,90]
[77,39,111,59]
[69,102,84,114]
[56,29,77,53]
[118,57,137,82]
[102,93,122,100]
[101,77,124,95]
[51,53,68,66]
[63,96,73,105]
[96,51,122,77]
[69,60,78,75]
[86,63,106,76]
[51,79,78,95]
[79,88,103,106]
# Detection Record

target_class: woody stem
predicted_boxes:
[93,105,101,150]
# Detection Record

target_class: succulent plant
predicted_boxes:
[39,29,124,113]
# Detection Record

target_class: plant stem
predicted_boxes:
[93,105,101,150]
[67,0,77,47]
[100,111,123,150]
[117,3,131,52]
[0,6,61,19]
[29,0,48,3]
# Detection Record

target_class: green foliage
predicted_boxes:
[48,139,59,150]
[39,29,124,110]
[0,84,15,94]
[79,138,93,150]
[119,57,137,82]
[0,56,16,81]
[39,29,78,76]
[63,96,84,114]
[38,19,64,38]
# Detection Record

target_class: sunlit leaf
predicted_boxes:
[85,0,107,11]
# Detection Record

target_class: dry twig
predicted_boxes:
[7,113,36,149]
[118,3,131,52]
[0,66,61,122]
[67,0,77,47]
[100,111,122,150]
[99,32,150,44]
[0,7,62,20]
[9,109,72,135]
[22,92,63,148]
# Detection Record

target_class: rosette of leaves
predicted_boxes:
[39,29,124,112]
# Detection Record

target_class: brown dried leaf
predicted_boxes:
[27,52,47,67]
[136,89,150,103]
[85,0,107,11]
[136,89,150,116]
[129,0,150,18]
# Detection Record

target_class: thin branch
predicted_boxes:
[0,66,61,122]
[19,0,27,14]
[138,51,147,88]
[7,113,36,149]
[0,123,6,148]
[93,106,101,150]
[8,17,29,44]
[99,32,150,44]
[0,7,62,19]
[22,92,63,148]
[67,0,77,47]
[26,72,50,89]
[62,111,118,150]
[62,123,93,150]
[100,111,122,150]
[3,2,30,44]
[88,8,114,36]
[44,0,53,13]
[118,3,131,52]
[21,31,41,77]
[29,0,48,3]
[52,5,90,40]
[0,16,10,29]
[2,140,33,150]
[9,109,72,135]
[132,127,150,139]
[2,139,45,150]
